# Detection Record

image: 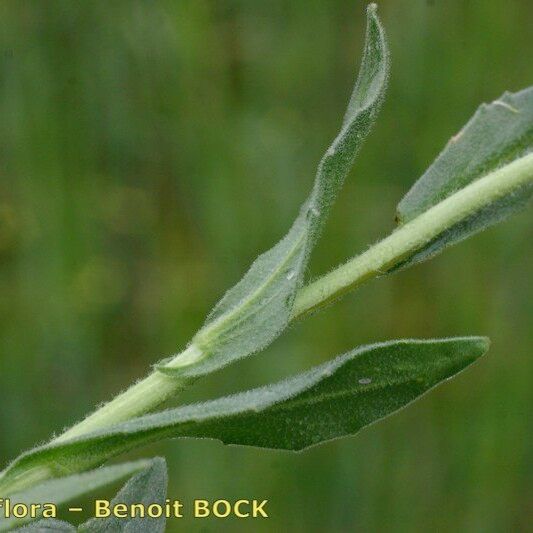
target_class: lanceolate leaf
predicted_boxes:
[167,4,389,378]
[1,338,488,491]
[398,88,532,221]
[0,460,153,531]
[79,458,167,533]
[393,87,532,269]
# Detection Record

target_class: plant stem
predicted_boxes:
[54,345,201,442]
[52,153,533,444]
[292,152,533,318]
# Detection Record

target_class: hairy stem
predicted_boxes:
[292,152,533,318]
[54,346,200,442]
[31,153,533,447]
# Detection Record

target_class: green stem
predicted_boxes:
[292,152,533,318]
[54,346,200,442]
[27,153,533,448]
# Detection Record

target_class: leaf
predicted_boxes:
[398,88,532,221]
[79,458,167,533]
[1,338,488,488]
[17,520,76,532]
[0,460,153,532]
[393,87,533,269]
[11,459,167,533]
[165,4,389,378]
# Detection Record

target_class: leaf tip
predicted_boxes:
[458,335,491,362]
[367,3,379,15]
[474,335,491,354]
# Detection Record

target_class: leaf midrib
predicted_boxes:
[195,228,308,346]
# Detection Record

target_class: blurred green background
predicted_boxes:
[0,1,531,531]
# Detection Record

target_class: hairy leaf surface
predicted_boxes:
[393,87,532,269]
[171,4,389,377]
[1,338,488,489]
[17,519,75,532]
[79,458,167,533]
[0,460,153,531]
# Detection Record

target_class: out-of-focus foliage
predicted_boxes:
[0,1,531,531]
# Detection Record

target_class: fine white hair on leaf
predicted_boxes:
[178,5,390,379]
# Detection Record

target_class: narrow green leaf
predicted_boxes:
[1,338,488,489]
[79,458,167,533]
[393,87,532,269]
[398,88,532,221]
[0,460,152,531]
[166,4,389,378]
